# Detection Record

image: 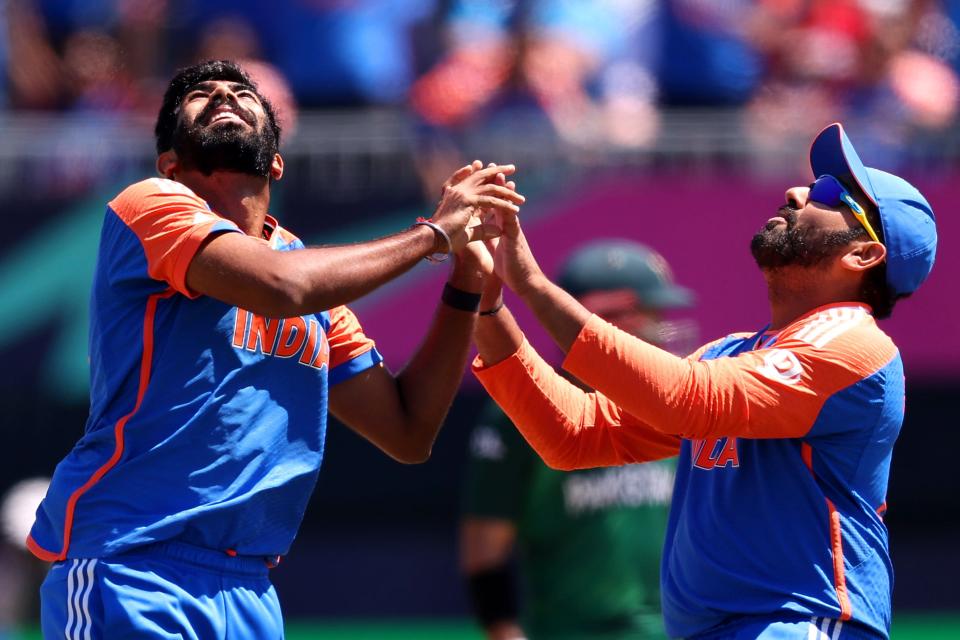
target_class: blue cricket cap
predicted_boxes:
[810,122,937,296]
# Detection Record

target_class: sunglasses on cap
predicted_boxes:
[808,174,882,244]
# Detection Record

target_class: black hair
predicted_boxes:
[154,60,281,155]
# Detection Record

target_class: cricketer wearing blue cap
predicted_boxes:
[470,122,937,639]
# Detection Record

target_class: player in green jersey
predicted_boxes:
[461,240,697,640]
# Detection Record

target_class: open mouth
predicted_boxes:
[765,211,786,225]
[209,111,243,124]
[202,106,253,127]
[764,206,795,230]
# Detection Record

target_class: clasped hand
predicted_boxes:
[445,161,546,300]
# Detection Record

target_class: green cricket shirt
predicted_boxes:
[463,401,675,640]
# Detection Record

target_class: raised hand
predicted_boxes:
[430,161,525,254]
[490,203,547,298]
[457,166,515,274]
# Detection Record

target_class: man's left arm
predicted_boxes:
[327,252,485,464]
[562,315,896,440]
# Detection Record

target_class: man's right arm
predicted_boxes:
[186,225,446,317]
[462,518,526,640]
[186,163,522,317]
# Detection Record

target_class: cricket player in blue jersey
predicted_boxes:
[27,60,525,639]
[471,123,937,639]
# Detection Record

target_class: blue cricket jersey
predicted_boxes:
[475,304,902,639]
[28,178,383,561]
[659,313,898,638]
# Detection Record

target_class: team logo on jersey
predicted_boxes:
[691,436,740,470]
[232,309,329,370]
[756,349,803,385]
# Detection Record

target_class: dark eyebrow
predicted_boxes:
[186,81,257,94]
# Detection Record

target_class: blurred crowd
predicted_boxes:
[1,3,958,636]
[2,0,959,165]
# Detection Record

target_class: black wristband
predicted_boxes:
[442,282,482,313]
[466,564,519,628]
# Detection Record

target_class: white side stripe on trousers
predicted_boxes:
[65,558,98,640]
[65,559,78,639]
[808,616,844,640]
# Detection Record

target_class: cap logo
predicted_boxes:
[606,249,627,270]
[646,251,673,283]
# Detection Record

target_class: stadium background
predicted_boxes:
[0,0,957,637]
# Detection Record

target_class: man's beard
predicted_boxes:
[172,108,278,178]
[750,207,863,269]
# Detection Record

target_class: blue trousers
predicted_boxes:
[691,615,886,640]
[39,541,283,639]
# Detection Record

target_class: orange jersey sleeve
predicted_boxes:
[472,338,681,471]
[326,305,378,370]
[108,178,241,297]
[563,309,898,440]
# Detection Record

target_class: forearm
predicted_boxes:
[490,223,591,353]
[563,315,739,438]
[473,339,679,470]
[188,224,442,318]
[474,298,524,367]
[461,519,522,638]
[279,225,440,315]
[514,274,592,353]
[473,273,582,366]
[393,261,483,454]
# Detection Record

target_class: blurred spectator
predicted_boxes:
[5,0,167,112]
[411,0,662,151]
[264,0,435,107]
[746,0,959,169]
[193,15,299,137]
[658,0,764,106]
[6,0,64,109]
[62,29,140,112]
[886,0,960,129]
[113,0,169,106]
[0,4,10,107]
[33,0,120,41]
[194,14,261,62]
[4,0,153,195]
[179,0,435,108]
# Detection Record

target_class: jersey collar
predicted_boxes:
[752,302,872,350]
